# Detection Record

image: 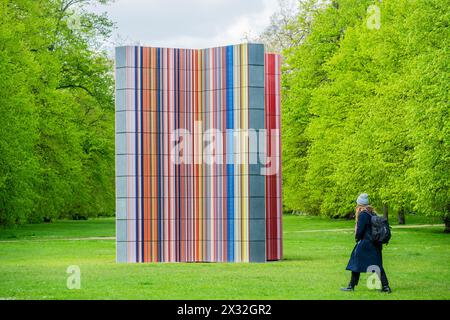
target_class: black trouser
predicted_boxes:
[350,270,389,288]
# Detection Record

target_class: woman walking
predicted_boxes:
[341,193,392,293]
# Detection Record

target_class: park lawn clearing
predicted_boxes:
[0,215,448,300]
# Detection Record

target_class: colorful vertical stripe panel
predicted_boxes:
[115,44,282,263]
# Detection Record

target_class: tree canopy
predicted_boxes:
[0,0,115,225]
[279,0,449,228]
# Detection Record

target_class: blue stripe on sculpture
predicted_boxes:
[135,46,139,262]
[226,45,234,262]
[176,48,181,262]
[140,46,144,262]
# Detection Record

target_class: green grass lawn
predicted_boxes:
[0,215,448,300]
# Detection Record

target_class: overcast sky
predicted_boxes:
[88,0,287,51]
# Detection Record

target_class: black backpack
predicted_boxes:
[369,213,392,244]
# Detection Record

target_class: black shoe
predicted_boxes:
[381,286,392,293]
[340,285,355,292]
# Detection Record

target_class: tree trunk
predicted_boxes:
[398,208,406,225]
[444,216,450,234]
[383,204,389,222]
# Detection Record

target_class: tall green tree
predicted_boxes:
[400,0,449,231]
[280,0,449,230]
[282,0,374,215]
[0,0,40,224]
[0,0,115,225]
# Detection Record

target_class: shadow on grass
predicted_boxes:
[282,256,317,262]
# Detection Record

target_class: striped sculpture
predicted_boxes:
[115,43,282,263]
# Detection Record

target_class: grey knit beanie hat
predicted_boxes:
[356,193,369,206]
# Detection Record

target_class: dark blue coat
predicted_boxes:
[346,211,384,273]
